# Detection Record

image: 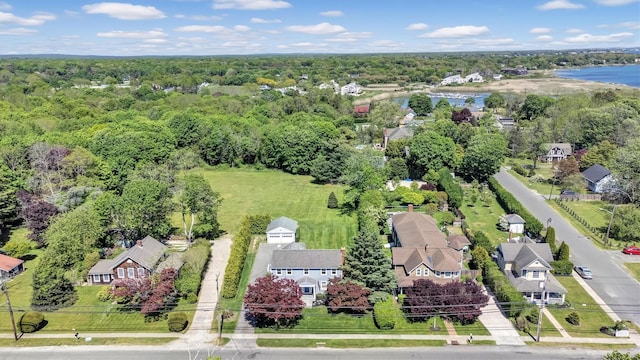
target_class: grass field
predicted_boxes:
[256,338,448,348]
[623,263,640,282]
[547,200,620,249]
[460,200,509,247]
[182,167,358,249]
[0,337,177,347]
[546,276,614,338]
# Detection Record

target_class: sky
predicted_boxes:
[0,0,639,56]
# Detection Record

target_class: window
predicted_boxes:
[138,268,146,277]
[435,271,441,277]
[301,286,313,295]
[93,275,100,283]
[320,281,328,291]
[444,272,452,278]
[276,269,282,275]
[321,269,327,276]
[303,269,309,275]
[286,269,292,275]
[521,269,528,277]
[532,271,541,279]
[331,269,337,275]
[127,268,135,278]
[454,271,460,277]
[416,268,422,276]
[103,274,110,282]
[424,269,429,276]
[117,268,125,279]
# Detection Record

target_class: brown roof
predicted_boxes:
[447,235,471,250]
[0,254,24,272]
[354,105,370,114]
[392,212,447,249]
[392,247,461,274]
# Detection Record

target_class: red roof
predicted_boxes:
[0,254,24,272]
[354,105,370,113]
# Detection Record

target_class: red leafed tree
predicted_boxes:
[326,278,370,314]
[111,278,151,305]
[141,268,178,316]
[554,157,580,181]
[244,275,305,328]
[404,279,488,324]
[17,190,59,247]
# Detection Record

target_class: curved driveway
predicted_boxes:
[494,168,640,326]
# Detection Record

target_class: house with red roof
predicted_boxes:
[0,254,25,279]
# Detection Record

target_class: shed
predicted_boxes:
[505,214,526,234]
[266,216,298,244]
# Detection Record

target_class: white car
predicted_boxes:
[574,266,593,279]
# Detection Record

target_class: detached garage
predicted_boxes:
[266,216,298,244]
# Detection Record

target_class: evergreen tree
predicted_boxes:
[31,258,77,311]
[343,217,396,293]
[556,241,570,261]
[327,191,338,209]
[545,226,557,254]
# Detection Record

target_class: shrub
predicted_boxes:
[373,297,398,330]
[168,312,188,332]
[175,239,211,297]
[19,311,45,333]
[327,192,339,209]
[186,292,198,304]
[96,286,112,302]
[566,312,580,325]
[437,168,463,209]
[368,291,391,305]
[551,260,574,276]
[221,217,253,298]
[516,316,530,332]
[512,163,527,177]
[483,261,527,317]
[556,241,570,261]
[245,214,271,234]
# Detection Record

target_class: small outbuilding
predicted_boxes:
[0,254,25,279]
[505,214,526,234]
[266,216,298,244]
[582,164,614,194]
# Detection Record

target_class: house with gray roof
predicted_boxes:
[496,242,566,305]
[88,236,179,285]
[266,216,298,244]
[540,143,572,162]
[268,242,344,307]
[382,127,414,150]
[582,164,614,193]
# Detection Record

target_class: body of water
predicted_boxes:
[394,92,490,111]
[554,64,640,88]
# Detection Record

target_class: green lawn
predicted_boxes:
[460,200,509,248]
[256,338,447,348]
[546,276,614,338]
[548,200,620,249]
[0,337,177,347]
[623,263,640,282]
[181,167,357,249]
[515,316,562,338]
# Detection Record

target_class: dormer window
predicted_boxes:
[416,268,422,276]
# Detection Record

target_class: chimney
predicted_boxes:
[340,247,346,265]
[408,204,413,212]
[137,239,143,248]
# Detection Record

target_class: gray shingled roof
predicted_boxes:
[384,127,414,141]
[505,271,567,294]
[582,164,611,183]
[88,259,114,275]
[505,214,525,224]
[110,236,166,270]
[267,216,298,232]
[543,143,572,153]
[498,242,554,269]
[156,252,184,272]
[271,249,342,268]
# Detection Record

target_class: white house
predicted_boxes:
[440,75,465,86]
[582,164,614,193]
[266,216,298,244]
[505,214,526,234]
[340,82,362,96]
[464,72,484,83]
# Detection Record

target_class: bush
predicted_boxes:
[245,214,271,234]
[175,239,211,297]
[186,292,198,304]
[96,286,112,302]
[516,316,530,332]
[512,163,527,177]
[551,260,574,276]
[566,312,580,325]
[221,218,253,298]
[483,261,527,317]
[373,297,398,330]
[327,192,339,209]
[168,312,188,332]
[438,168,463,209]
[19,311,45,333]
[368,291,391,305]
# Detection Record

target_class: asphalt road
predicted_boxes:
[494,168,640,326]
[0,345,632,360]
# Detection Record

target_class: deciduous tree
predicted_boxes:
[326,278,370,314]
[176,174,222,241]
[244,275,305,328]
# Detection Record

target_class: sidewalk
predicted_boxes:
[477,287,526,346]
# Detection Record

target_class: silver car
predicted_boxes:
[574,266,593,279]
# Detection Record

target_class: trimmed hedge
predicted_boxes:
[437,168,463,209]
[373,297,398,330]
[221,217,253,298]
[245,214,271,235]
[168,312,188,332]
[19,311,45,333]
[551,260,574,276]
[488,178,543,237]
[483,261,527,317]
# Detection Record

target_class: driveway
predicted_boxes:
[493,168,640,327]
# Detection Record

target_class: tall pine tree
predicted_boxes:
[343,216,396,293]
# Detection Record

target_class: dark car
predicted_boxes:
[622,245,640,255]
[574,266,593,279]
[561,190,578,195]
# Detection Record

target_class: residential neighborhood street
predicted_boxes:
[494,168,640,327]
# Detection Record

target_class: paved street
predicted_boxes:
[494,168,640,326]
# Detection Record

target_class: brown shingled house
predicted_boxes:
[391,209,468,292]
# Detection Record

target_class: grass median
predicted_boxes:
[256,338,448,348]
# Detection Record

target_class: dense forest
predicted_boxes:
[0,53,639,311]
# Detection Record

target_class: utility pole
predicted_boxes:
[535,279,546,342]
[0,276,19,341]
[215,272,222,344]
[603,204,617,247]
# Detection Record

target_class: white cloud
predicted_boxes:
[320,10,343,17]
[369,40,403,48]
[593,0,639,5]
[233,25,250,31]
[529,27,551,34]
[97,29,168,39]
[536,35,554,41]
[325,31,373,42]
[251,17,281,23]
[191,15,224,21]
[212,0,291,10]
[144,38,169,44]
[406,23,429,31]
[564,32,633,42]
[599,21,640,29]
[0,11,55,26]
[420,25,489,38]
[82,2,166,20]
[0,27,37,35]
[175,25,229,33]
[285,22,346,34]
[537,0,585,10]
[566,28,584,33]
[289,41,315,47]
[0,2,12,11]
[174,14,186,18]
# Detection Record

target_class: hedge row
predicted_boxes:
[488,178,543,237]
[245,214,272,235]
[483,261,528,317]
[19,311,45,333]
[221,217,253,298]
[373,297,399,330]
[554,199,602,236]
[438,168,463,209]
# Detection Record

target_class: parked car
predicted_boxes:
[561,190,578,195]
[574,266,593,279]
[622,245,640,255]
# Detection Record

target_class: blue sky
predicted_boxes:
[0,0,638,55]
